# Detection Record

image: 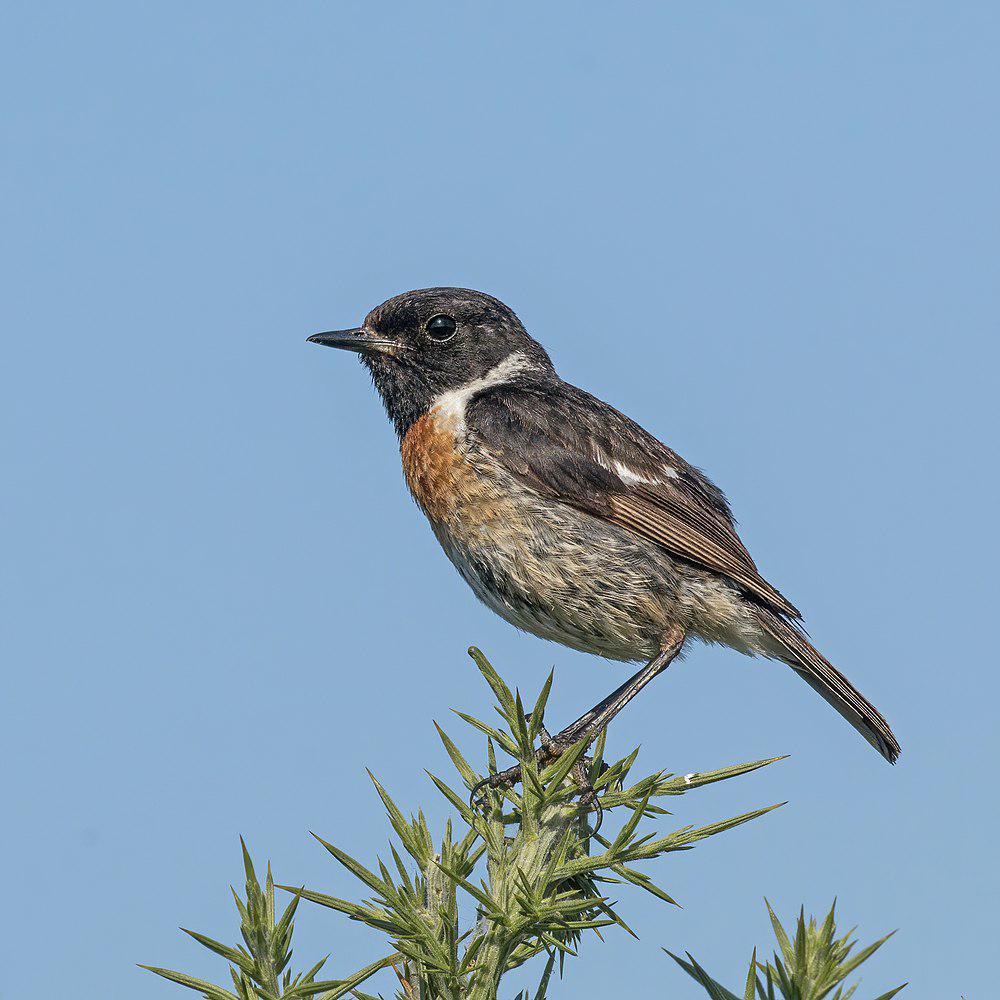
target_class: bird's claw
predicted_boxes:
[468,735,607,837]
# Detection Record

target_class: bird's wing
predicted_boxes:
[467,383,800,619]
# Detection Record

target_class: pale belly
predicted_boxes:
[430,504,673,661]
[418,444,689,662]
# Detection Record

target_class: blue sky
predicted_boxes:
[2,2,997,997]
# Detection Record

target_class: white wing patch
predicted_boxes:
[431,352,536,429]
[611,459,678,486]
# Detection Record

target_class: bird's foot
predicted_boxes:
[470,721,607,834]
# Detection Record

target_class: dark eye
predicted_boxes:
[425,314,457,342]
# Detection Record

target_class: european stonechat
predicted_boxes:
[308,288,900,768]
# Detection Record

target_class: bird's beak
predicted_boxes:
[306,327,403,355]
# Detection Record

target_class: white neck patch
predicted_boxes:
[431,352,535,427]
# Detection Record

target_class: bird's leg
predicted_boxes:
[472,625,686,809]
[550,624,686,752]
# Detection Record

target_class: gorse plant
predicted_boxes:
[140,839,392,1000]
[144,647,783,1000]
[668,900,906,1000]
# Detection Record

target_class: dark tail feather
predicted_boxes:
[756,611,901,764]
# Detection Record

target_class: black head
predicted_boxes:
[308,288,555,436]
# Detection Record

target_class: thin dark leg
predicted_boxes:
[552,624,686,750]
[472,625,686,804]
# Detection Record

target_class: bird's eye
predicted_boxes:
[425,314,457,343]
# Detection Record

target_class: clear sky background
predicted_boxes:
[2,3,997,998]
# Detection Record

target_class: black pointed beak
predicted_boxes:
[306,328,403,355]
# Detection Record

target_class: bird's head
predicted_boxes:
[308,287,554,436]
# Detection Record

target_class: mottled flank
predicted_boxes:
[401,405,762,663]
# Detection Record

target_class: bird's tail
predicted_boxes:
[755,610,901,764]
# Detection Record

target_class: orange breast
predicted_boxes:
[400,409,465,522]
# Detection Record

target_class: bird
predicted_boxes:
[308,287,900,774]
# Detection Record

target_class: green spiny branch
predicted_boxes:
[668,899,906,1000]
[143,647,783,1000]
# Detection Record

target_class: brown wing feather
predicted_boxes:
[629,481,757,572]
[467,382,801,620]
[609,493,799,617]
